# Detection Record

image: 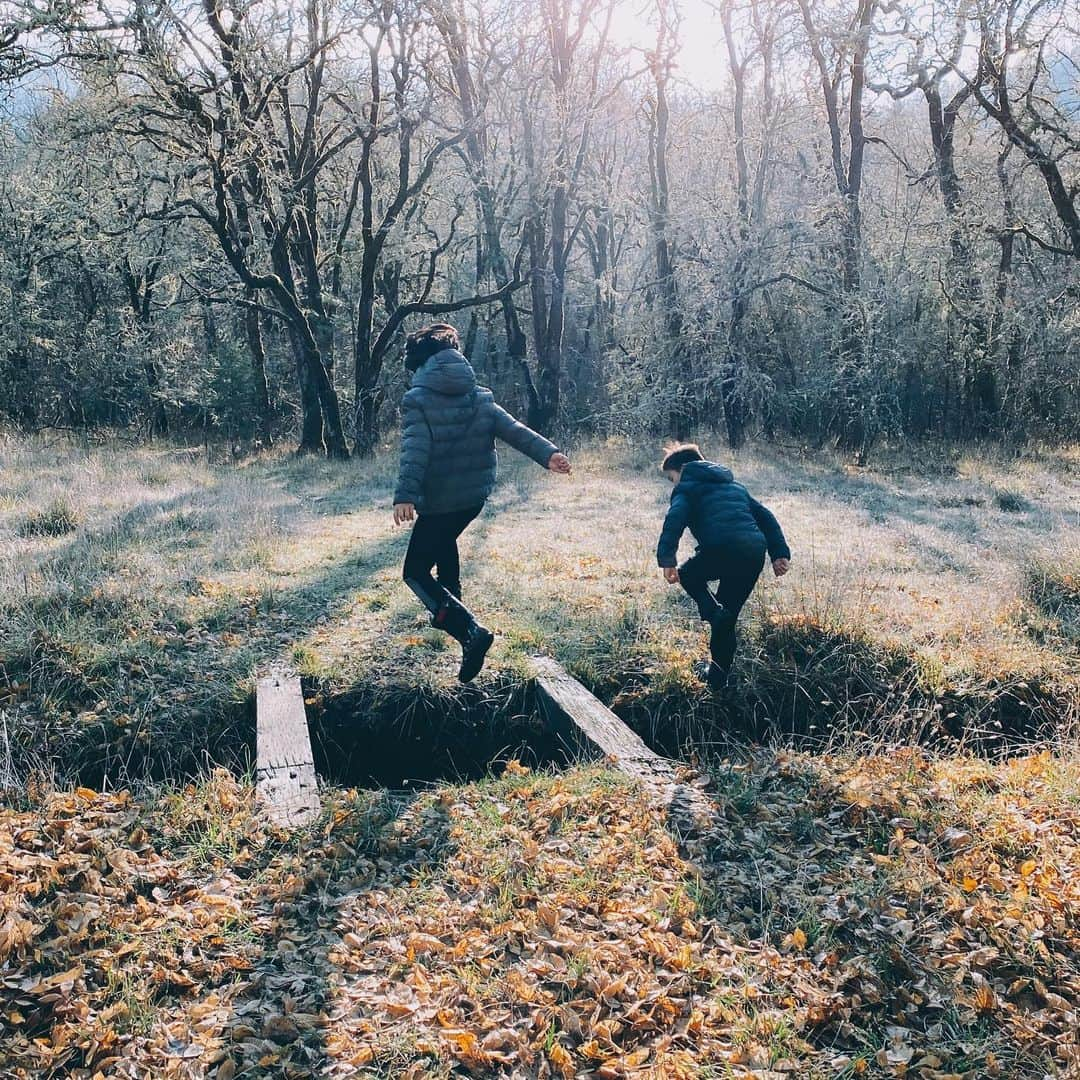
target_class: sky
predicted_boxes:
[605,0,729,91]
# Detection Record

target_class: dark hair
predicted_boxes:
[661,443,704,472]
[404,323,461,371]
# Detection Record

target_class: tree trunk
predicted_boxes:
[647,29,686,438]
[924,81,997,426]
[538,178,567,433]
[798,0,876,452]
[353,252,381,453]
[243,291,274,445]
[292,329,324,455]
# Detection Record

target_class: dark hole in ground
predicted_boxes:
[37,630,1073,793]
[308,679,575,788]
[596,623,1075,760]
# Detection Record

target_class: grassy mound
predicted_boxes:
[1,437,1077,785]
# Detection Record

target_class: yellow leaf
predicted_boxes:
[30,966,83,993]
[349,1046,375,1066]
[792,927,808,950]
[537,903,559,932]
[580,1040,608,1061]
[974,984,997,1014]
[406,932,444,956]
[962,876,979,892]
[76,787,98,801]
[548,1043,575,1079]
[1019,859,1037,877]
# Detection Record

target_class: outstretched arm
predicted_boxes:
[748,495,791,563]
[656,490,692,569]
[393,396,431,517]
[491,403,560,468]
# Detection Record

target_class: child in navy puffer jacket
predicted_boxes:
[657,444,790,691]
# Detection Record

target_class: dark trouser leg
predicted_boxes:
[436,541,463,600]
[402,506,492,682]
[709,543,766,670]
[402,506,483,618]
[677,552,724,622]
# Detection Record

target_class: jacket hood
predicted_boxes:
[411,348,477,396]
[679,460,734,485]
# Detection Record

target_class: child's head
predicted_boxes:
[661,443,703,483]
[404,323,461,372]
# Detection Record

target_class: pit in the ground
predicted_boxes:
[308,682,573,788]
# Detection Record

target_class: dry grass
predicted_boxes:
[1,433,1079,1077]
[1,434,1078,781]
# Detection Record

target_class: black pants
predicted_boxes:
[678,540,766,670]
[402,505,483,614]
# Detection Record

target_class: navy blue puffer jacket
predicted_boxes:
[393,349,559,515]
[656,460,790,568]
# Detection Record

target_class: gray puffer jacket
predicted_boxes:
[393,349,559,515]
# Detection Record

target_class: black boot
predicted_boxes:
[694,659,729,693]
[433,596,494,683]
[458,622,495,683]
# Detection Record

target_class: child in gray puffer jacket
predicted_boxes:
[393,324,571,682]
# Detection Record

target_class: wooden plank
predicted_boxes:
[530,656,714,835]
[531,656,673,781]
[256,673,320,828]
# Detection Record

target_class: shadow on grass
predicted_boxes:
[177,788,456,1078]
[2,479,411,784]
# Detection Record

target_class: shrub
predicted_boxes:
[992,488,1030,513]
[19,496,82,537]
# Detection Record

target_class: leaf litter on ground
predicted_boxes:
[0,750,1078,1078]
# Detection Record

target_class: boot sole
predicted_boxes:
[458,629,495,683]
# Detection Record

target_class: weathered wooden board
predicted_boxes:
[255,673,320,828]
[531,656,714,836]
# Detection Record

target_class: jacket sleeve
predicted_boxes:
[393,394,431,505]
[748,495,791,561]
[491,403,558,468]
[656,490,692,568]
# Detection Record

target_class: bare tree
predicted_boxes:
[644,0,686,436]
[960,0,1080,257]
[523,0,619,433]
[796,0,877,449]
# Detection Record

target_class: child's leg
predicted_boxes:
[710,544,767,670]
[404,507,483,612]
[434,506,483,599]
[403,514,450,615]
[677,552,724,621]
